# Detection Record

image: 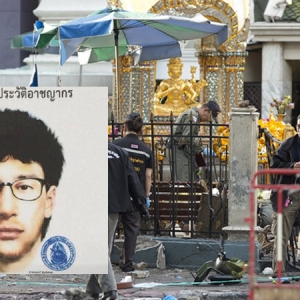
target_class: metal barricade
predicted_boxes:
[247,168,300,300]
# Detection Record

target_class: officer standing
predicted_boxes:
[86,142,149,300]
[113,113,153,272]
[170,101,221,182]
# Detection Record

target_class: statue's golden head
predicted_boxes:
[168,57,183,68]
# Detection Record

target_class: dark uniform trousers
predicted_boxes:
[119,210,140,270]
[272,190,300,274]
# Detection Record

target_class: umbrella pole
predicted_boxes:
[113,20,120,122]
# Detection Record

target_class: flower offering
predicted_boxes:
[270,95,294,114]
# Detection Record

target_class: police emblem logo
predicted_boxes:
[41,236,76,271]
[131,144,138,149]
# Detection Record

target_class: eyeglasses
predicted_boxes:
[0,178,48,201]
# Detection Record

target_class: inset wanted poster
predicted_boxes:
[0,87,108,274]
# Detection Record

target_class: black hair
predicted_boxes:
[124,115,143,135]
[0,109,65,239]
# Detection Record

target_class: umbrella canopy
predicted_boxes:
[11,21,59,51]
[58,7,228,65]
[11,7,228,65]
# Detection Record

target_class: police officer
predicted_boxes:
[113,113,153,272]
[86,142,148,300]
[170,101,221,182]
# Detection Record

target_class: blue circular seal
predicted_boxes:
[41,236,76,271]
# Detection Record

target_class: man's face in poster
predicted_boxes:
[0,157,56,270]
[0,87,108,274]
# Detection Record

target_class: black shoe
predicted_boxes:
[120,265,135,272]
[100,290,117,300]
[87,292,100,300]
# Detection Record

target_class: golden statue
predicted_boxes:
[153,58,207,116]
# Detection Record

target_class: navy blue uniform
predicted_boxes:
[113,133,153,194]
[108,142,145,212]
[113,134,153,271]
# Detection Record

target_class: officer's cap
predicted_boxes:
[206,101,221,123]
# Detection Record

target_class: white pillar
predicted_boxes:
[261,42,292,120]
[223,107,259,241]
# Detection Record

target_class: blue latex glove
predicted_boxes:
[146,197,150,208]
